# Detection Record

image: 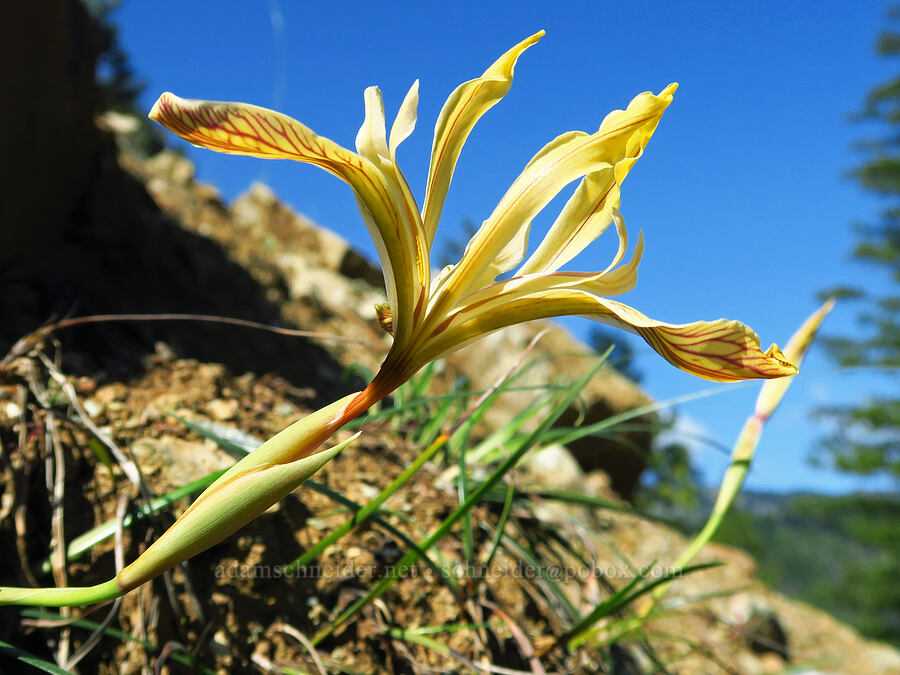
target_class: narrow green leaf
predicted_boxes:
[87,438,115,483]
[174,414,255,457]
[457,420,474,570]
[566,561,723,649]
[415,393,454,447]
[281,433,449,576]
[517,487,630,513]
[343,384,565,430]
[409,360,437,400]
[302,479,456,592]
[478,481,515,591]
[501,533,579,621]
[384,627,451,657]
[0,640,75,675]
[19,609,215,673]
[546,383,750,448]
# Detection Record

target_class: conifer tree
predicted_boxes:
[817,10,900,478]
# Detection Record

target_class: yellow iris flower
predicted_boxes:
[148,31,795,395]
[0,31,796,607]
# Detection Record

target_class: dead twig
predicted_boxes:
[155,641,189,675]
[1,312,374,371]
[60,495,129,671]
[0,384,27,522]
[12,417,40,588]
[45,412,70,666]
[249,651,280,674]
[272,621,328,675]
[482,599,546,675]
[39,354,147,495]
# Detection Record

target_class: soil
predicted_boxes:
[0,351,599,674]
[4,342,900,674]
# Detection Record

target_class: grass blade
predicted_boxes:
[311,352,611,645]
[500,533,579,621]
[478,481,515,591]
[564,561,723,650]
[18,609,215,673]
[302,479,456,593]
[0,640,75,675]
[544,382,751,448]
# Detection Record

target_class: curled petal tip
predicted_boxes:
[755,303,832,416]
[507,31,545,57]
[148,94,164,121]
[148,91,176,122]
[764,343,798,376]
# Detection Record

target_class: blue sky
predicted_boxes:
[115,0,896,493]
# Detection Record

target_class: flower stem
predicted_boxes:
[114,391,375,594]
[0,580,120,607]
[0,383,392,607]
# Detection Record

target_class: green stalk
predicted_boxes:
[0,580,121,608]
[657,418,758,586]
[0,392,367,607]
[645,300,833,610]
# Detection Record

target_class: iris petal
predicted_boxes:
[435,84,676,313]
[421,31,544,247]
[420,288,795,383]
[150,91,429,345]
